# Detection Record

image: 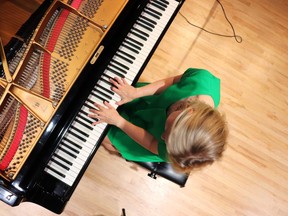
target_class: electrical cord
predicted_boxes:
[180,0,243,43]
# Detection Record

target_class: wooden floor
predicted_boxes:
[1,0,288,215]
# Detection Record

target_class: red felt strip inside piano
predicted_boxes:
[0,105,28,170]
[42,0,82,98]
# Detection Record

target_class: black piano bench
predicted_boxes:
[132,161,189,187]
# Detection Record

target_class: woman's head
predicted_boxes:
[165,100,228,172]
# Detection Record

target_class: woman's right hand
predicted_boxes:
[110,77,138,106]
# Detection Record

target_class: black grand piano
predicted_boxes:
[0,0,185,213]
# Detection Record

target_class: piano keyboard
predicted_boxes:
[44,0,179,186]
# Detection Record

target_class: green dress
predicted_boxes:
[107,68,221,162]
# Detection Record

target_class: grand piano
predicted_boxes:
[0,0,184,213]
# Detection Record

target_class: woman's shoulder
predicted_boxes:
[181,68,219,81]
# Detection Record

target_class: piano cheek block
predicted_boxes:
[0,184,22,206]
[132,161,189,187]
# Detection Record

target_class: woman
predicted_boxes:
[89,68,228,172]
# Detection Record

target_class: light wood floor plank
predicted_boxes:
[0,0,287,215]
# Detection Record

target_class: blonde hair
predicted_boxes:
[167,100,228,172]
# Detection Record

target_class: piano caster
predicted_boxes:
[147,171,157,179]
[132,161,189,187]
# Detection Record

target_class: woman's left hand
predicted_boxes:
[88,101,124,126]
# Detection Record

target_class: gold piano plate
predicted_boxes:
[0,0,128,180]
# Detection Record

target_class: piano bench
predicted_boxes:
[132,161,189,187]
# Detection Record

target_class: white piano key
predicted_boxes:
[133,24,159,41]
[118,45,146,61]
[47,161,78,178]
[65,132,93,151]
[51,155,83,174]
[112,56,142,73]
[104,69,134,85]
[59,142,90,161]
[51,154,82,170]
[95,81,120,96]
[48,149,85,176]
[89,93,118,109]
[45,167,74,186]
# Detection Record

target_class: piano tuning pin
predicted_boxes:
[52,101,58,108]
[8,172,15,179]
[40,122,46,128]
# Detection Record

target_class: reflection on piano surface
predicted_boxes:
[0,0,184,213]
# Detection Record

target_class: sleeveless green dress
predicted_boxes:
[107,68,221,162]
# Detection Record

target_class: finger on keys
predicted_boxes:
[92,118,102,126]
[88,102,102,117]
[92,101,106,109]
[109,77,118,86]
[88,109,99,118]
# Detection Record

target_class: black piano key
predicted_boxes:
[93,87,113,100]
[124,38,142,51]
[132,26,150,38]
[146,6,163,17]
[139,14,157,25]
[51,157,70,170]
[158,0,170,5]
[63,137,83,150]
[91,89,109,102]
[126,36,144,47]
[61,141,80,154]
[68,130,87,142]
[153,0,168,8]
[137,18,155,29]
[143,8,161,19]
[109,62,128,74]
[59,145,77,158]
[115,52,134,64]
[111,59,130,70]
[86,98,94,104]
[96,82,115,95]
[71,125,89,138]
[130,30,147,41]
[75,118,94,130]
[78,110,94,124]
[91,92,106,103]
[135,21,153,32]
[83,102,94,110]
[99,77,113,86]
[102,72,114,81]
[121,43,139,54]
[150,2,166,11]
[107,66,125,78]
[46,165,66,178]
[54,153,73,166]
[118,49,136,60]
[122,42,141,54]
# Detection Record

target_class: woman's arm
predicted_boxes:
[110,74,182,106]
[133,74,182,97]
[89,101,159,154]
